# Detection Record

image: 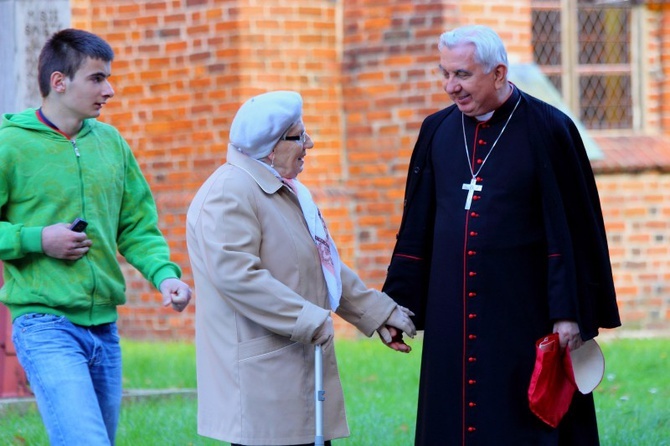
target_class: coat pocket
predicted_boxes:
[238,336,311,440]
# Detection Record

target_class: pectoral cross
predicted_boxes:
[462,178,482,210]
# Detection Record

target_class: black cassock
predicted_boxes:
[383,88,620,446]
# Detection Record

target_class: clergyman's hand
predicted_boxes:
[159,278,192,312]
[377,305,416,353]
[553,320,583,351]
[378,325,414,353]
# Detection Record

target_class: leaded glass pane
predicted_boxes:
[532,0,633,130]
[547,75,562,93]
[532,10,561,66]
[580,74,632,129]
[578,8,630,65]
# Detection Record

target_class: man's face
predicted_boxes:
[59,57,114,120]
[439,43,502,117]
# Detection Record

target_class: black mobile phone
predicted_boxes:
[69,218,88,233]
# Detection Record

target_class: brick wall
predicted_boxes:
[597,173,670,330]
[70,0,346,339]
[594,3,670,334]
[62,0,670,339]
[341,1,455,289]
[660,3,670,131]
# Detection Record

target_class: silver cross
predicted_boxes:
[462,178,482,210]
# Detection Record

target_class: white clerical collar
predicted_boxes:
[475,111,494,121]
[476,84,516,121]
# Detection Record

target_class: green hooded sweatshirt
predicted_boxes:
[0,108,181,326]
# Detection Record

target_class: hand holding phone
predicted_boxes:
[69,218,88,233]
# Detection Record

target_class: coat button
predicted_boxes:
[468,250,476,256]
[469,313,477,319]
[468,379,476,385]
[468,292,477,297]
[476,158,483,164]
[468,271,477,277]
[473,195,481,201]
[469,334,477,340]
[478,139,486,145]
[470,212,479,217]
[468,357,477,362]
[468,427,477,433]
[469,231,478,236]
[469,402,477,407]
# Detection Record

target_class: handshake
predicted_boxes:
[377,305,416,353]
[312,305,416,353]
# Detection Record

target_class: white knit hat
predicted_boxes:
[229,90,303,159]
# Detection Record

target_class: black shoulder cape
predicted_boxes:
[383,90,621,339]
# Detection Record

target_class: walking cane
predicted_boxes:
[315,344,325,446]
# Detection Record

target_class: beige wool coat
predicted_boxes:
[186,147,398,445]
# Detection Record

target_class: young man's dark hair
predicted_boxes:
[37,28,114,97]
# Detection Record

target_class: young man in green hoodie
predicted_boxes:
[0,29,191,445]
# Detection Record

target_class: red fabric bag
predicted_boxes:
[528,333,577,428]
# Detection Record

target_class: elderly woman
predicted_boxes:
[186,90,416,446]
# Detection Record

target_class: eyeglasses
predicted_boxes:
[280,131,308,144]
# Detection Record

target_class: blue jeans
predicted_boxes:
[12,314,122,446]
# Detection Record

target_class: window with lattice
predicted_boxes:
[531,0,640,130]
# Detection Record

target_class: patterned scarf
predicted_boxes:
[283,178,342,310]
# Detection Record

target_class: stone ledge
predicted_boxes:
[0,388,197,411]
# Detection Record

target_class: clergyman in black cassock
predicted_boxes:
[382,25,621,446]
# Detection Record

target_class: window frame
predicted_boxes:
[531,0,645,132]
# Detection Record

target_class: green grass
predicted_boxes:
[0,337,667,445]
[594,338,670,446]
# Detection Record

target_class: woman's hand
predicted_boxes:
[377,306,417,353]
[313,316,334,345]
